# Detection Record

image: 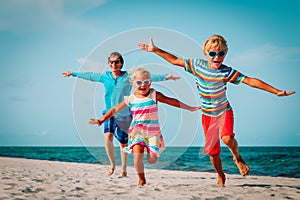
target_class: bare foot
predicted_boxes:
[107,167,115,176]
[233,155,249,176]
[217,173,226,187]
[138,178,146,186]
[137,173,146,186]
[120,171,127,177]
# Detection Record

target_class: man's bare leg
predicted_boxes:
[210,154,226,186]
[222,136,249,176]
[119,143,128,177]
[104,132,116,176]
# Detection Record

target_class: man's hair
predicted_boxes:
[108,52,124,64]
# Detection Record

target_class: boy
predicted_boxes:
[138,35,295,186]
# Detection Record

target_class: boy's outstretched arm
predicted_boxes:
[138,37,186,67]
[156,91,201,111]
[89,101,127,126]
[242,77,296,96]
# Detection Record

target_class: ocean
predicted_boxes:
[0,146,299,178]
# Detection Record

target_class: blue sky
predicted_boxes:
[0,0,299,146]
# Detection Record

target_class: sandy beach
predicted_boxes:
[0,157,299,200]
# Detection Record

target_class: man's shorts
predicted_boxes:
[102,110,132,144]
[202,109,235,155]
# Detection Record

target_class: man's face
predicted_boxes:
[108,55,123,72]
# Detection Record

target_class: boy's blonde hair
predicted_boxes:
[129,67,151,82]
[203,34,228,55]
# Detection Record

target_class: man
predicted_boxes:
[62,52,180,176]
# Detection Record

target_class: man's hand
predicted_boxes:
[61,72,72,77]
[166,75,181,81]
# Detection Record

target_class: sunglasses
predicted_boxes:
[207,50,227,58]
[135,79,151,86]
[109,60,121,64]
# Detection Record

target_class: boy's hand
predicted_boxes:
[277,90,296,96]
[61,71,72,77]
[166,75,181,81]
[138,37,155,52]
[89,119,102,126]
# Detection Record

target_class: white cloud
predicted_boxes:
[31,130,48,136]
[40,130,47,136]
[0,0,107,32]
[76,57,106,72]
[231,44,300,65]
[5,79,34,88]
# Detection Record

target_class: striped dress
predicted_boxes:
[123,89,165,156]
[184,59,246,116]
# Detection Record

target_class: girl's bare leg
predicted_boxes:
[133,145,146,186]
[147,152,158,164]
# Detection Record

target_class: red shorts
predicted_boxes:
[202,109,235,155]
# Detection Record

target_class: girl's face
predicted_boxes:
[205,46,227,70]
[133,73,152,96]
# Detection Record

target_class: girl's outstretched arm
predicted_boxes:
[156,91,201,111]
[138,37,186,67]
[242,77,296,96]
[89,100,128,126]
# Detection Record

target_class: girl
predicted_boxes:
[89,67,201,186]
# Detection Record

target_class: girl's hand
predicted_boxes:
[89,119,102,126]
[277,90,296,96]
[188,106,202,112]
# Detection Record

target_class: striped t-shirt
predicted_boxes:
[123,89,164,155]
[184,59,245,116]
[124,89,161,137]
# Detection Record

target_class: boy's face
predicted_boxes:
[205,46,226,70]
[108,55,123,72]
[133,73,152,96]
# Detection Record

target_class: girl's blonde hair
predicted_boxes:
[203,34,228,55]
[129,67,151,82]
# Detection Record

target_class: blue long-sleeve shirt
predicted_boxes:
[72,71,167,117]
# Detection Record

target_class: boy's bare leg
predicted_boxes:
[210,154,226,186]
[222,136,249,176]
[104,132,116,176]
[119,143,128,177]
[133,145,146,186]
